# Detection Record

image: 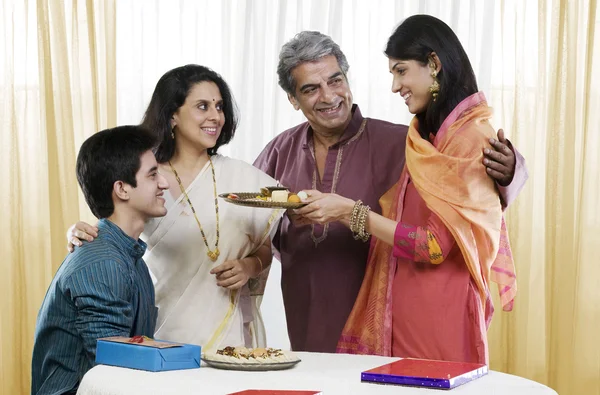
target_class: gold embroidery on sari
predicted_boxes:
[205,289,238,351]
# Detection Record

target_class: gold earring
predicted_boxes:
[171,126,175,139]
[428,62,440,102]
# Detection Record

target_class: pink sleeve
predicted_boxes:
[497,140,529,209]
[392,214,455,264]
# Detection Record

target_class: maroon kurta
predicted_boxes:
[254,105,407,352]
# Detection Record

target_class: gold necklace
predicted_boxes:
[168,157,220,261]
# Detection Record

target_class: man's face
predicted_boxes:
[126,150,169,219]
[288,55,353,136]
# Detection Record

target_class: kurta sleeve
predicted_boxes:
[393,213,455,265]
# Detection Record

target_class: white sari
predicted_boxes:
[142,155,282,351]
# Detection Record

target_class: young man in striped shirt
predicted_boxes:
[31,126,169,395]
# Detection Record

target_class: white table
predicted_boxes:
[77,352,557,395]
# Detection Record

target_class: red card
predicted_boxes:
[365,358,485,378]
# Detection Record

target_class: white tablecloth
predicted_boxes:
[77,352,557,395]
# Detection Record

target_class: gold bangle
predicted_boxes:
[350,200,363,234]
[360,205,371,241]
[353,203,371,242]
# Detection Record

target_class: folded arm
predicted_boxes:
[211,237,273,289]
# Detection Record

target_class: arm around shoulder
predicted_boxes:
[497,141,529,208]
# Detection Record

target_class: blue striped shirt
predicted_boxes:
[31,219,157,395]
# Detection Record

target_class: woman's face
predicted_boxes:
[388,57,437,114]
[171,81,225,152]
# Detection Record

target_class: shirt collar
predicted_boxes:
[97,219,147,260]
[301,104,365,149]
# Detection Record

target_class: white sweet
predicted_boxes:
[297,191,308,201]
[271,190,289,202]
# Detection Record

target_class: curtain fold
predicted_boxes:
[487,1,600,394]
[1,0,115,393]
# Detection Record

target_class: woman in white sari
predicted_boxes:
[67,65,282,350]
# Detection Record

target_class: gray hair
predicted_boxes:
[277,31,350,96]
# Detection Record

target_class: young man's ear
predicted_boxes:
[288,93,300,111]
[113,181,131,202]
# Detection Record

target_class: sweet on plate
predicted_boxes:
[203,346,299,364]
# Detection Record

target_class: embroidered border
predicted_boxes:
[309,119,368,247]
[205,289,238,351]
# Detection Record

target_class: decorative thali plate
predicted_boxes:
[219,192,307,209]
[201,357,301,371]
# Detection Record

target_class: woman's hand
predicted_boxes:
[294,190,355,225]
[66,221,99,252]
[210,258,258,290]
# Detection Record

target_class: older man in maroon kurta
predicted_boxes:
[254,32,527,353]
[255,105,409,352]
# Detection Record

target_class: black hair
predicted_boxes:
[385,15,478,138]
[141,64,239,162]
[76,125,156,218]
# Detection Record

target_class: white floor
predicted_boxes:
[260,258,291,350]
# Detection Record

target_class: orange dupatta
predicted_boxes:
[337,92,517,356]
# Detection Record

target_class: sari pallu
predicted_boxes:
[142,155,282,351]
[338,92,517,357]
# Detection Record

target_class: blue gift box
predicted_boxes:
[95,337,201,372]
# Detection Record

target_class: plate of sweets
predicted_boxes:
[202,346,301,371]
[219,186,308,209]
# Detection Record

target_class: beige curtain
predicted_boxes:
[0,0,115,393]
[487,0,600,394]
[1,1,598,394]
